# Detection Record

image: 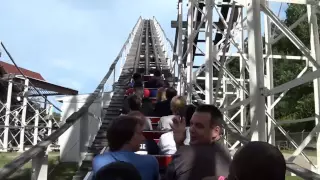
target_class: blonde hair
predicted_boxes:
[157,87,167,102]
[170,96,186,114]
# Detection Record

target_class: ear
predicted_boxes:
[211,125,221,137]
[214,126,221,133]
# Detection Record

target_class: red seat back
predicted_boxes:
[154,155,173,168]
[143,75,152,81]
[143,131,166,139]
[148,117,160,124]
[152,123,158,130]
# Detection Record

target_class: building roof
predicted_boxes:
[0,61,45,81]
[0,61,78,96]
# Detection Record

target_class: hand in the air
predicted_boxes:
[170,115,186,146]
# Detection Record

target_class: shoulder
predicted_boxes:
[160,131,173,140]
[145,117,152,122]
[142,154,158,162]
[135,154,159,167]
[93,153,112,163]
[173,146,196,160]
[159,132,173,143]
[160,115,174,122]
[92,153,115,172]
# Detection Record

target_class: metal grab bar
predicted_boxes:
[0,17,143,179]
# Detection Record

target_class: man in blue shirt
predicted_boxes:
[92,116,159,180]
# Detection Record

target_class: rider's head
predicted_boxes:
[132,73,142,82]
[127,94,142,111]
[189,104,223,145]
[154,69,161,77]
[170,96,186,116]
[127,111,147,128]
[165,87,177,101]
[107,116,145,152]
[228,141,286,180]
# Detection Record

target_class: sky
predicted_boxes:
[0,0,288,108]
[0,0,178,94]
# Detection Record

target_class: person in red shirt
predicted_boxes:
[125,81,150,97]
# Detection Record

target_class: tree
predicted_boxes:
[272,4,317,131]
[224,4,317,132]
[52,112,61,122]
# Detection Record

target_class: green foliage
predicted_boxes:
[272,4,317,131]
[225,4,317,132]
[53,112,61,121]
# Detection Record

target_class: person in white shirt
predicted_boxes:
[158,96,186,131]
[158,104,196,155]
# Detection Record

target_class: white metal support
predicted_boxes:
[263,0,275,145]
[247,0,266,141]
[239,7,246,135]
[31,150,48,180]
[47,106,52,151]
[308,4,320,173]
[19,78,29,152]
[186,0,194,103]
[33,110,39,145]
[3,79,12,152]
[261,4,320,69]
[205,0,213,104]
[177,1,183,95]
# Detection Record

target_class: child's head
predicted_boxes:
[132,73,141,82]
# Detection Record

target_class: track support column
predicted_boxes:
[239,7,246,136]
[19,78,29,152]
[247,0,266,141]
[205,0,213,104]
[308,4,320,173]
[177,0,184,95]
[263,0,275,145]
[3,79,12,152]
[186,0,194,103]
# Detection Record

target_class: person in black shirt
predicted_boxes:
[145,69,164,88]
[153,87,177,117]
[165,104,231,180]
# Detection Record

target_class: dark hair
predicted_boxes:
[229,141,286,180]
[165,87,177,100]
[127,94,141,111]
[163,80,170,88]
[185,104,196,126]
[132,73,141,81]
[107,116,140,151]
[133,80,143,88]
[154,69,161,77]
[95,161,142,180]
[195,104,223,126]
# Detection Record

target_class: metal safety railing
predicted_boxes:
[0,16,143,179]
